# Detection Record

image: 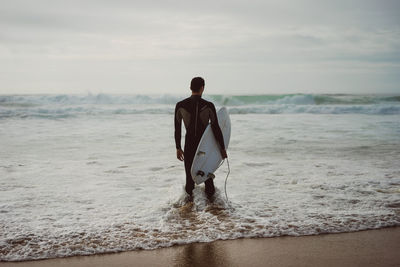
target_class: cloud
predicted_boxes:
[0,0,399,94]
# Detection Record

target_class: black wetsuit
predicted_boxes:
[174,95,225,197]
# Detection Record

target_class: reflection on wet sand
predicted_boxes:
[170,194,234,267]
[174,241,231,267]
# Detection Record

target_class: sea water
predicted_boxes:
[1,94,399,261]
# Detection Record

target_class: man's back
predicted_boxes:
[174,95,225,150]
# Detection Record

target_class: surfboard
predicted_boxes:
[191,107,231,185]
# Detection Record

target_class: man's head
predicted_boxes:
[190,77,205,94]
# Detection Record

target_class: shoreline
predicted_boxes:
[1,227,399,267]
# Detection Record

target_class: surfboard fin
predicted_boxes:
[207,173,215,179]
[197,170,205,177]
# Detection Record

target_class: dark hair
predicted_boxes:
[190,77,205,93]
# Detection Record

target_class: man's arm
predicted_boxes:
[174,104,184,161]
[209,103,227,158]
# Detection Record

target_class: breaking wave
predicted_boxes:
[0,94,399,118]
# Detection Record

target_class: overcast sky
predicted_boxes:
[1,0,399,95]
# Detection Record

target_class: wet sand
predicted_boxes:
[1,227,399,267]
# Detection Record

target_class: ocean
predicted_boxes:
[1,93,399,261]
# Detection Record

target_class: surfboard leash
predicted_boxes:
[224,157,231,205]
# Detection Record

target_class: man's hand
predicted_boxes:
[176,149,184,161]
[220,149,227,159]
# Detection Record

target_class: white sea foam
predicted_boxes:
[0,98,399,261]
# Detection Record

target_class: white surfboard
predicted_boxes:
[191,107,231,185]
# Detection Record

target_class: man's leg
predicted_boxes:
[204,178,215,198]
[184,149,195,196]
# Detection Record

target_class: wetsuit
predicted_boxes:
[174,95,225,197]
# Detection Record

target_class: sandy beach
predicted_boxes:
[1,227,399,267]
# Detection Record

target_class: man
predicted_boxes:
[174,77,227,201]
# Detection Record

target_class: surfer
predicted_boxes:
[174,77,228,201]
